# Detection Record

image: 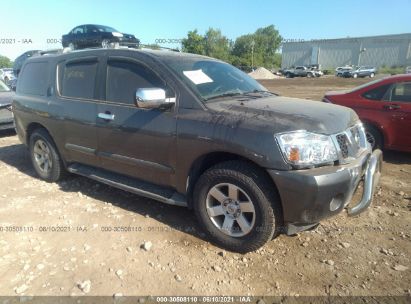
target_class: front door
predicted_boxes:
[383,81,411,150]
[96,56,177,187]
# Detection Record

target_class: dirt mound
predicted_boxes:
[248,67,280,79]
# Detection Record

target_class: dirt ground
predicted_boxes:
[0,76,410,298]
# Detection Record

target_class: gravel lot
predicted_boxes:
[0,76,410,298]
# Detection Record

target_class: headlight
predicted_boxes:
[275,131,338,168]
[112,32,124,38]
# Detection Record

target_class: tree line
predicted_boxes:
[181,25,282,70]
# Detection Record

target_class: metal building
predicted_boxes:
[281,33,411,69]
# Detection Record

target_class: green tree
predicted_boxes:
[0,55,13,68]
[232,25,282,69]
[231,34,255,67]
[203,28,231,61]
[181,29,205,55]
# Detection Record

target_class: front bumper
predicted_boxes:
[0,104,14,130]
[268,149,382,234]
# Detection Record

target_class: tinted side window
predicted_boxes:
[72,27,84,34]
[61,61,98,99]
[18,62,48,96]
[106,60,168,105]
[391,82,411,102]
[362,84,391,101]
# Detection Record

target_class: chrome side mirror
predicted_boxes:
[135,88,175,109]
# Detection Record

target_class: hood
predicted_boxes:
[0,91,14,106]
[206,95,359,135]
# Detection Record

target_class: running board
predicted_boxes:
[67,163,187,207]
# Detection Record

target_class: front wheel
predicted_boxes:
[193,161,282,253]
[101,39,111,48]
[365,125,383,150]
[353,73,358,78]
[370,72,375,78]
[29,129,65,182]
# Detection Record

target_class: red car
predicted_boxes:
[323,75,411,152]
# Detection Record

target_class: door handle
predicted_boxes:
[383,104,401,110]
[98,112,115,121]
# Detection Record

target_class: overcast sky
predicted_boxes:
[1,0,411,60]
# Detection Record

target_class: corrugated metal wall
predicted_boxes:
[281,34,411,68]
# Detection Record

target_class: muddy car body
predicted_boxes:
[13,49,382,252]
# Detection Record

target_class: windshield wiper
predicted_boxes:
[205,92,244,101]
[244,90,277,96]
[205,90,277,101]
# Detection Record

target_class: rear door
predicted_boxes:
[57,55,102,167]
[383,82,411,150]
[96,55,177,187]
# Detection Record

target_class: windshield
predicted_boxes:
[163,58,269,102]
[0,80,10,92]
[95,25,118,32]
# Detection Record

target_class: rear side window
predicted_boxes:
[18,62,48,96]
[362,84,391,101]
[60,60,98,99]
[106,60,168,105]
[390,82,411,102]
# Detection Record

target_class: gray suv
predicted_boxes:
[343,66,377,78]
[13,48,382,253]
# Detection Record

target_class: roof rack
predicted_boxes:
[33,45,181,57]
[140,44,181,52]
[37,49,67,56]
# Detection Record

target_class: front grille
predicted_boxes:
[334,124,368,161]
[336,134,349,158]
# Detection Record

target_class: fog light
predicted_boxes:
[329,195,343,211]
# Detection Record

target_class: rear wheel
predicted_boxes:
[29,129,65,182]
[364,125,383,150]
[353,73,358,78]
[307,73,313,78]
[370,72,375,78]
[193,161,282,253]
[68,42,76,50]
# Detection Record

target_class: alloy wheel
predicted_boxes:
[206,183,256,237]
[33,139,53,174]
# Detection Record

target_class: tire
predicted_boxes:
[307,73,313,78]
[364,125,383,150]
[285,73,292,78]
[193,161,282,253]
[29,129,65,182]
[353,73,358,78]
[370,73,375,78]
[68,42,76,50]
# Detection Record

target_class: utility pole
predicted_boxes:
[358,42,366,66]
[251,40,255,71]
